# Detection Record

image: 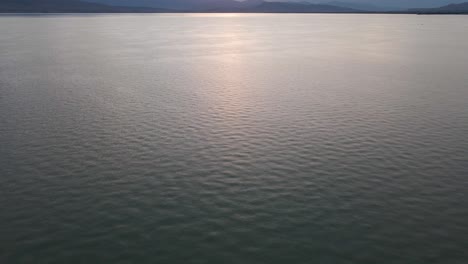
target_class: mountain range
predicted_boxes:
[323,1,398,11]
[213,1,359,13]
[317,0,467,9]
[0,0,167,12]
[1,0,468,14]
[88,0,468,10]
[411,2,468,13]
[89,0,261,10]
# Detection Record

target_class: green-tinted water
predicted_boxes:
[1,14,467,264]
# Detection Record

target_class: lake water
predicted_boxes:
[1,14,467,263]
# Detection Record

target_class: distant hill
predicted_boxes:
[324,1,398,11]
[320,0,468,9]
[411,2,468,14]
[235,1,360,13]
[88,0,358,12]
[87,0,262,11]
[5,0,467,14]
[0,0,364,13]
[0,0,166,13]
[87,0,468,11]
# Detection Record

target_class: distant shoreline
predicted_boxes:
[0,12,467,15]
[2,0,467,15]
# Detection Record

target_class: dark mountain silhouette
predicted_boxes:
[411,2,468,13]
[0,0,166,13]
[325,1,397,11]
[248,2,358,13]
[88,0,262,10]
[79,0,358,12]
[0,0,362,13]
[237,1,359,13]
[87,0,468,11]
[3,0,468,14]
[323,0,467,9]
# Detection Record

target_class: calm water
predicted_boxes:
[1,14,467,263]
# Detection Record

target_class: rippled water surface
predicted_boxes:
[1,14,468,263]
